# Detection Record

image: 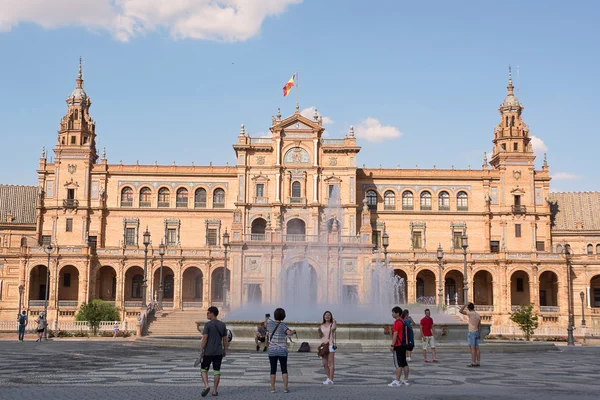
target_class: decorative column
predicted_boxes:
[276,138,281,166]
[313,174,318,202]
[313,139,318,167]
[275,173,281,202]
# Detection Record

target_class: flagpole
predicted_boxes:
[295,71,299,110]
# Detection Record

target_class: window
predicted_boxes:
[515,224,521,238]
[74,109,78,120]
[88,236,97,249]
[416,278,424,298]
[514,195,521,206]
[67,188,75,200]
[291,182,302,199]
[207,228,218,246]
[438,191,450,210]
[536,241,545,251]
[41,235,51,246]
[256,183,265,198]
[195,188,207,208]
[158,188,170,207]
[384,191,395,210]
[132,275,143,298]
[402,191,414,210]
[176,188,189,208]
[587,244,594,255]
[366,190,377,210]
[139,187,152,207]
[420,191,432,210]
[412,231,422,249]
[66,218,73,232]
[213,188,225,208]
[597,244,600,255]
[167,228,178,246]
[556,244,563,254]
[453,231,462,249]
[125,228,136,246]
[513,143,518,151]
[63,273,71,287]
[457,191,468,211]
[71,136,76,144]
[594,288,600,307]
[372,230,380,248]
[501,143,506,151]
[516,278,524,292]
[490,241,500,253]
[121,187,133,207]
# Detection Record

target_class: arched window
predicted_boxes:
[132,275,143,298]
[158,188,170,208]
[457,191,468,211]
[291,181,302,199]
[420,191,432,210]
[120,187,133,207]
[74,109,79,120]
[194,188,207,208]
[176,188,188,208]
[438,191,450,210]
[139,187,152,207]
[402,191,414,210]
[366,190,377,210]
[556,244,563,254]
[384,191,395,210]
[213,188,225,208]
[588,244,594,255]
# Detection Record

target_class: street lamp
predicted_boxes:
[461,234,469,305]
[580,291,586,327]
[564,246,575,346]
[158,240,165,310]
[18,285,24,316]
[222,230,230,309]
[43,243,53,340]
[437,244,444,311]
[142,227,151,308]
[382,228,390,268]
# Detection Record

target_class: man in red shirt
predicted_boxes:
[420,308,438,363]
[388,306,409,387]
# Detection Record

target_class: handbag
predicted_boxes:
[317,324,334,358]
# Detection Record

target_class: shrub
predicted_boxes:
[510,304,539,341]
[75,299,120,335]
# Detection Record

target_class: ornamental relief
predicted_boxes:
[283,147,310,164]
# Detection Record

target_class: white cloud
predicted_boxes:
[354,118,402,143]
[300,106,333,125]
[0,0,302,42]
[552,172,580,180]
[530,135,548,156]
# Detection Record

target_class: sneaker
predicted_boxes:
[256,345,260,351]
[401,380,410,386]
[323,379,333,385]
[424,359,430,363]
[387,380,401,387]
[432,359,439,363]
[407,357,411,361]
[263,346,268,352]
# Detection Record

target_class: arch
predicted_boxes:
[438,191,450,210]
[402,190,414,210]
[124,266,144,301]
[58,265,79,302]
[139,187,152,207]
[182,267,203,302]
[587,244,594,255]
[176,188,189,208]
[283,261,317,306]
[153,266,175,301]
[457,191,468,210]
[416,269,436,304]
[366,190,378,210]
[420,191,432,210]
[473,270,493,305]
[539,271,558,307]
[393,269,408,304]
[28,265,48,301]
[211,267,230,302]
[444,270,465,304]
[556,244,563,254]
[158,187,170,208]
[286,218,306,238]
[384,190,395,210]
[213,188,225,208]
[510,270,531,306]
[95,265,117,301]
[194,187,207,208]
[283,147,310,164]
[291,181,302,198]
[251,218,267,240]
[120,187,133,207]
[591,275,600,308]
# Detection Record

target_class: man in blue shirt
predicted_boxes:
[17,311,28,341]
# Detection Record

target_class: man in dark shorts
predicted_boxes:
[200,306,228,397]
[389,306,409,387]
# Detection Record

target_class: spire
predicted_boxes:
[76,57,84,89]
[543,153,548,168]
[295,103,300,113]
[68,57,88,102]
[239,124,245,136]
[507,65,514,95]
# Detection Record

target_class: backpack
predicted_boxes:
[298,342,311,353]
[18,315,26,325]
[226,329,233,343]
[402,322,415,351]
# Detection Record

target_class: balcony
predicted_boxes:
[457,206,469,211]
[288,197,306,205]
[63,199,79,208]
[438,205,450,211]
[194,202,207,208]
[474,305,494,312]
[402,205,414,211]
[157,202,170,208]
[540,306,559,313]
[213,202,225,208]
[250,234,266,241]
[120,201,133,207]
[124,301,143,308]
[139,201,151,208]
[176,202,188,208]
[512,205,527,214]
[28,300,48,308]
[253,197,269,204]
[384,204,396,211]
[420,205,432,211]
[58,300,78,308]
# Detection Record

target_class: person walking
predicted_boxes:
[267,307,296,393]
[420,308,438,363]
[402,309,416,361]
[35,312,47,342]
[255,321,268,351]
[460,302,481,367]
[112,322,120,338]
[388,306,409,387]
[17,311,28,341]
[199,306,228,397]
[318,310,337,385]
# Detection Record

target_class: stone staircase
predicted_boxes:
[144,309,206,337]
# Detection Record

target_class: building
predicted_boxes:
[0,63,599,330]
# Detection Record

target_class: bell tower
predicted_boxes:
[489,67,534,168]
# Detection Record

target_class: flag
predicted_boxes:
[283,75,295,97]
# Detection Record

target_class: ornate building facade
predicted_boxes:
[0,65,599,329]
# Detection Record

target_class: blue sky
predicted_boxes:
[0,0,598,192]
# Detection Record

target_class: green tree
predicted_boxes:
[510,304,539,341]
[75,299,120,335]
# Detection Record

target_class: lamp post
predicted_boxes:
[18,285,24,316]
[564,247,575,346]
[382,228,389,269]
[580,291,586,327]
[222,230,230,309]
[437,244,444,311]
[142,228,151,308]
[158,240,165,310]
[43,243,53,340]
[461,235,469,305]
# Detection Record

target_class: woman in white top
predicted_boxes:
[318,310,337,385]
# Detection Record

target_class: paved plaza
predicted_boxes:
[0,339,598,399]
